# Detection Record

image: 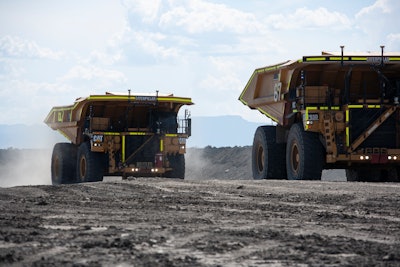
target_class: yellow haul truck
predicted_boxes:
[239,47,400,181]
[45,92,193,184]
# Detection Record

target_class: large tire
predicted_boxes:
[286,123,324,180]
[51,143,77,185]
[166,154,185,179]
[252,126,287,180]
[76,142,104,183]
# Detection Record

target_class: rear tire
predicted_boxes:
[76,142,104,183]
[166,154,185,179]
[286,123,324,180]
[51,143,77,185]
[252,126,286,179]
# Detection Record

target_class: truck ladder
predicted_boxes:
[324,115,337,163]
[107,138,116,173]
[347,106,397,153]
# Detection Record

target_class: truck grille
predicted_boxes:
[125,135,157,164]
[349,109,398,149]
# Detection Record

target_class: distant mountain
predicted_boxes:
[0,116,268,149]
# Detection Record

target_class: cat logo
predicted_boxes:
[92,135,104,143]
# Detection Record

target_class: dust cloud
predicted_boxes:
[185,148,213,180]
[0,124,66,187]
[0,149,52,187]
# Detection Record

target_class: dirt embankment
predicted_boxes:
[185,146,346,181]
[186,146,253,180]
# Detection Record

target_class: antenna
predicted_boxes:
[380,45,385,67]
[156,90,159,106]
[340,45,345,66]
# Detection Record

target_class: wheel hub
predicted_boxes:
[257,145,265,173]
[53,156,60,179]
[291,143,300,173]
[79,156,87,179]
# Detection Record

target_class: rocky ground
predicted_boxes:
[0,147,399,266]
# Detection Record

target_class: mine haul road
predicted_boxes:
[1,178,400,266]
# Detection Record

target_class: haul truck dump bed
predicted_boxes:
[45,92,193,184]
[239,47,400,181]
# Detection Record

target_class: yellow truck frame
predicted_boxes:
[240,47,400,181]
[45,92,193,184]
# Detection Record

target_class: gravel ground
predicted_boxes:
[1,178,400,266]
[0,148,399,266]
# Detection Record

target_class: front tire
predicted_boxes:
[51,143,77,185]
[252,126,286,179]
[76,142,104,183]
[286,123,324,180]
[166,154,185,179]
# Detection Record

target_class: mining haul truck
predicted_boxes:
[45,92,193,184]
[239,47,400,182]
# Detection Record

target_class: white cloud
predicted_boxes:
[236,35,284,56]
[387,33,400,49]
[0,35,64,60]
[122,0,162,23]
[86,50,123,66]
[75,19,132,66]
[0,59,25,79]
[356,0,391,18]
[0,1,127,54]
[1,0,400,128]
[159,0,264,34]
[388,33,400,42]
[132,31,180,59]
[106,19,132,48]
[122,0,272,62]
[200,57,242,92]
[353,0,400,50]
[266,7,351,30]
[61,65,127,83]
[0,79,75,124]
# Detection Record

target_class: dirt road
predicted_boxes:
[1,178,399,266]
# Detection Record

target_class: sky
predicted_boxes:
[1,0,399,125]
